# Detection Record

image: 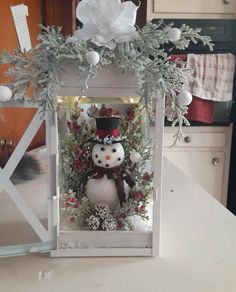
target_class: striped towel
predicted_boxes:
[171,54,215,123]
[186,53,235,102]
[186,96,215,123]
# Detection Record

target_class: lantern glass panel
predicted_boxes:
[57,96,158,250]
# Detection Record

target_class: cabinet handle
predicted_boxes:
[184,136,191,143]
[223,0,231,4]
[212,157,220,165]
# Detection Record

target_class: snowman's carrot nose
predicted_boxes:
[105,155,111,160]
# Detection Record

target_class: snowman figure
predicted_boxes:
[86,106,135,208]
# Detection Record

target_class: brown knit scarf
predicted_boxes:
[89,165,134,206]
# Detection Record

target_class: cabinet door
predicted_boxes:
[43,0,79,36]
[153,0,236,15]
[164,150,225,203]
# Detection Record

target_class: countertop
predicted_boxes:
[0,157,235,292]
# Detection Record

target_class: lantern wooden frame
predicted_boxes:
[50,67,164,257]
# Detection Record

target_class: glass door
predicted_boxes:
[0,103,56,257]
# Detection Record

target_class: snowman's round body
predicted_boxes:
[86,142,127,208]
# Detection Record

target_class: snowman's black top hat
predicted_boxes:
[90,106,125,144]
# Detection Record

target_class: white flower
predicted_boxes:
[70,0,139,49]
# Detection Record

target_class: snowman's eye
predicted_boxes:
[118,158,121,161]
[112,149,116,153]
[95,154,98,158]
[101,147,105,151]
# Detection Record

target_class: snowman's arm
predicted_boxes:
[123,172,135,188]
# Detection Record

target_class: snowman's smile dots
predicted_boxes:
[92,143,125,169]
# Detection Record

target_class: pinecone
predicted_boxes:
[86,215,100,230]
[94,203,110,220]
[101,216,117,231]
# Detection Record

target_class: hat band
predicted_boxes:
[96,129,118,138]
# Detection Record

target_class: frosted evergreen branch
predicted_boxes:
[0,21,213,142]
[171,108,186,147]
[175,24,214,51]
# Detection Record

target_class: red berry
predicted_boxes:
[70,216,76,223]
[143,172,151,181]
[140,205,146,213]
[117,221,124,229]
[134,192,143,201]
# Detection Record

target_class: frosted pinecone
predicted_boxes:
[86,215,100,230]
[94,203,110,220]
[101,216,117,231]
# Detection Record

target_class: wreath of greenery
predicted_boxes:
[60,101,153,231]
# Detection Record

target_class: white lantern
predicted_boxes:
[0,0,212,260]
[48,66,163,257]
[0,71,163,258]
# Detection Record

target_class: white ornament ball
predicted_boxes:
[0,85,12,102]
[168,28,181,42]
[85,51,100,65]
[176,90,193,106]
[130,151,141,163]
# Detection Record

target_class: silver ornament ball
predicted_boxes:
[168,28,181,42]
[176,90,192,106]
[0,85,12,102]
[130,151,141,163]
[86,51,100,65]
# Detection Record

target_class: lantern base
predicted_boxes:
[50,230,158,257]
[50,247,154,257]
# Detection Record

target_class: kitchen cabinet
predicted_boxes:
[42,0,79,36]
[164,126,232,205]
[147,0,236,20]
